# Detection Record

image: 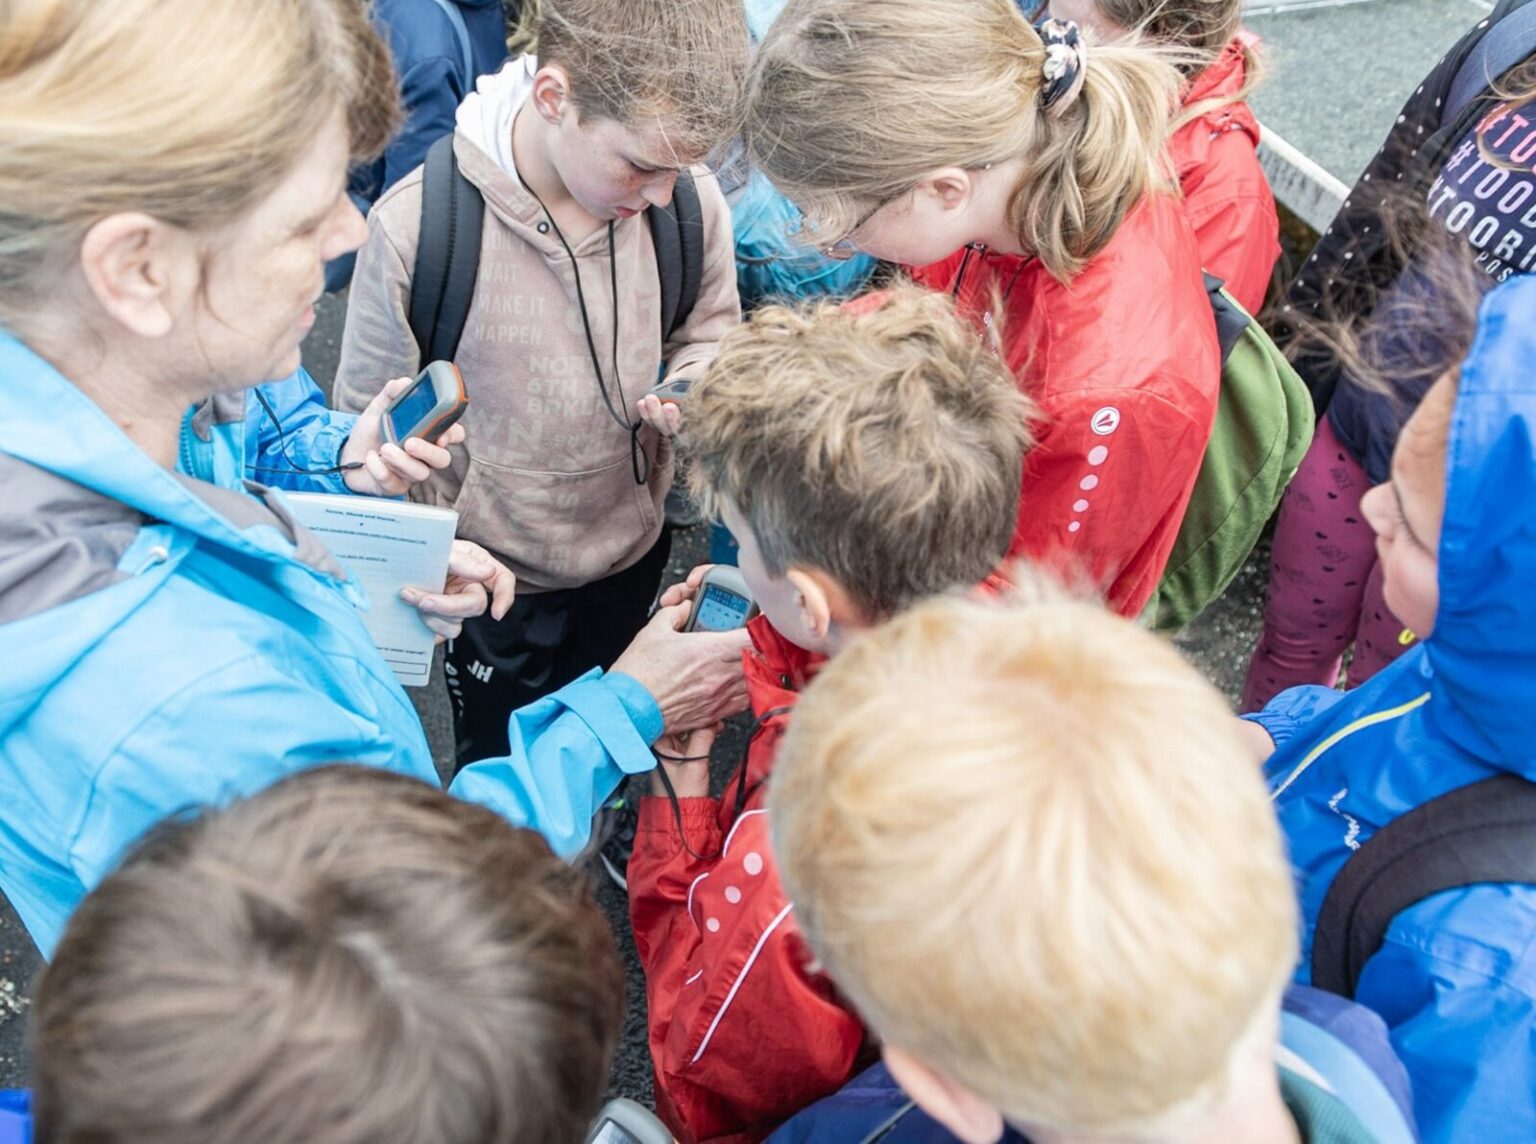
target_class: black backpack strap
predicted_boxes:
[408,133,485,364]
[1311,774,1536,998]
[1204,272,1251,364]
[648,169,705,344]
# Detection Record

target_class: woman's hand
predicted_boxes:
[400,540,515,643]
[341,375,466,497]
[611,602,750,733]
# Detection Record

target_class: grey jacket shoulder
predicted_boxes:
[0,453,142,625]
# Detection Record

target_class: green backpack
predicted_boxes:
[1145,277,1313,633]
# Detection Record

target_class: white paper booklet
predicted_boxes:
[282,493,459,688]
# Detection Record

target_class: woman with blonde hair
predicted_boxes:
[745,0,1223,618]
[0,0,748,957]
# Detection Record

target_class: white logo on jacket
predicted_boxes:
[1091,406,1121,436]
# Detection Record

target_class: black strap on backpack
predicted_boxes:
[408,133,704,363]
[1310,774,1536,999]
[649,168,705,345]
[1204,272,1250,364]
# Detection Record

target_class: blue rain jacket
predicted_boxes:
[730,172,877,310]
[728,0,877,309]
[1248,275,1536,1142]
[0,333,660,958]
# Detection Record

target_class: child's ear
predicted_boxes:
[786,567,866,642]
[530,64,574,125]
[786,567,835,642]
[883,1046,1006,1144]
[917,166,977,213]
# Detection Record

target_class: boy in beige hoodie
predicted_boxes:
[336,0,747,766]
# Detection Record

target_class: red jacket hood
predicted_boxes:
[1175,36,1261,165]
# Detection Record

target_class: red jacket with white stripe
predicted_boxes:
[628,618,864,1144]
[1170,33,1280,315]
[908,193,1221,617]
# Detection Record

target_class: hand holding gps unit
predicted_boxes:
[685,565,759,632]
[384,360,468,444]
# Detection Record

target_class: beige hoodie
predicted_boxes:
[335,58,740,593]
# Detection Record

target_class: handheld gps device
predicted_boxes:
[685,565,759,632]
[646,376,692,403]
[585,1098,674,1144]
[384,360,469,445]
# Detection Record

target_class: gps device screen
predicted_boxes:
[388,378,440,441]
[693,582,752,631]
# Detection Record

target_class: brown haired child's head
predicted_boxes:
[681,285,1035,654]
[1043,0,1242,71]
[31,765,624,1144]
[522,0,749,217]
[771,588,1299,1142]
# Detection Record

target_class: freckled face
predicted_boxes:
[548,113,696,220]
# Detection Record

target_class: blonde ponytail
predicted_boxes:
[1011,38,1182,277]
[0,0,399,326]
[744,0,1183,281]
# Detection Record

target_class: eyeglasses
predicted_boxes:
[818,162,993,261]
[819,187,908,260]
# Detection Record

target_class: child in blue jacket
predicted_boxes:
[1247,273,1536,1141]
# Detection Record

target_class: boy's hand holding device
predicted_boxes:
[341,363,470,497]
[650,725,718,799]
[636,375,691,438]
[659,564,760,632]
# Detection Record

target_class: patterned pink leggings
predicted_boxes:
[1241,417,1417,711]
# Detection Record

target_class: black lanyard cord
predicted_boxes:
[248,388,365,477]
[517,160,650,486]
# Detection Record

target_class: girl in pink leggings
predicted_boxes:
[1240,419,1412,711]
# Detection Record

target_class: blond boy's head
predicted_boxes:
[683,286,1033,645]
[770,591,1298,1140]
[32,766,624,1144]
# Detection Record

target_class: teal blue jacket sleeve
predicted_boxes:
[449,669,662,858]
[246,369,359,495]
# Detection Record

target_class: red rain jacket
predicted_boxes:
[909,193,1221,617]
[1170,33,1281,315]
[629,618,861,1144]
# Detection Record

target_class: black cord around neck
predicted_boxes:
[517,166,650,486]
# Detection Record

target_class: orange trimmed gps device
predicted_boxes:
[384,360,468,444]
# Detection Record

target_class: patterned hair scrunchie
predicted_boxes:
[1036,17,1088,117]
